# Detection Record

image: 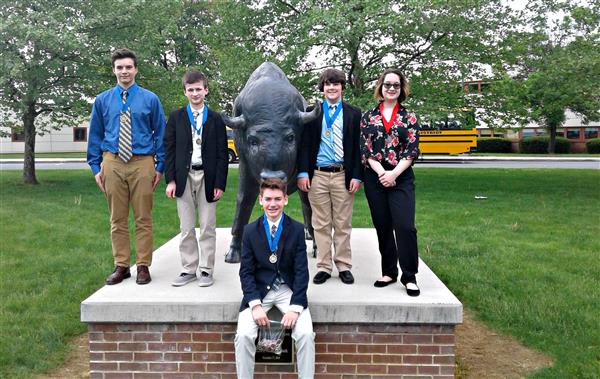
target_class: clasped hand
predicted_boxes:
[378,170,397,187]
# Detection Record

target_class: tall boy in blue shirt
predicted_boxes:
[87,48,165,285]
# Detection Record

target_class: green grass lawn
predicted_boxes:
[1,168,599,378]
[0,152,87,159]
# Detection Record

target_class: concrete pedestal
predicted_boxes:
[82,228,462,378]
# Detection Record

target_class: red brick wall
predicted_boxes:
[88,323,456,378]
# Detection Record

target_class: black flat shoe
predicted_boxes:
[401,277,420,296]
[339,270,354,284]
[374,278,397,287]
[313,271,331,284]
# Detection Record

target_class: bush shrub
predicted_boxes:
[586,138,600,154]
[477,137,513,153]
[520,136,570,154]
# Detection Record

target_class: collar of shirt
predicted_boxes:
[117,83,138,96]
[325,99,342,109]
[189,103,205,115]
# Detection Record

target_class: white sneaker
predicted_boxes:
[171,273,196,287]
[197,271,214,287]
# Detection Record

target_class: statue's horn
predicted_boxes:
[299,101,322,124]
[220,113,246,130]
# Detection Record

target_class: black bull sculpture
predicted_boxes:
[221,62,320,263]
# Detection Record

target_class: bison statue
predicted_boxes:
[221,62,320,263]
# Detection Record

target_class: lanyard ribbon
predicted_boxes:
[263,214,284,253]
[379,102,400,133]
[186,104,208,135]
[114,84,138,112]
[323,101,342,131]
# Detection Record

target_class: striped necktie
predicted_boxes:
[331,104,344,161]
[118,90,132,162]
[271,224,277,238]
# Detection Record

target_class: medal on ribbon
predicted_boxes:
[263,214,284,264]
[323,100,342,139]
[186,104,208,145]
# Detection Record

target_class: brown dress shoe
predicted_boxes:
[136,265,151,285]
[106,266,131,285]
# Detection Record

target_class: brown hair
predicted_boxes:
[182,70,208,90]
[373,68,409,103]
[111,48,137,68]
[260,178,287,195]
[318,68,346,91]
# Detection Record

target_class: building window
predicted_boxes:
[11,131,24,142]
[584,128,598,139]
[566,128,580,139]
[73,127,87,142]
[467,83,480,93]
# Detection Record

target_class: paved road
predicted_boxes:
[1,158,598,170]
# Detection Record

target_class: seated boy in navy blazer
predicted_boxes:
[234,178,315,378]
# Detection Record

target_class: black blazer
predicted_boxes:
[163,106,228,201]
[239,214,309,311]
[297,101,363,189]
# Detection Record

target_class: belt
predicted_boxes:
[191,164,204,171]
[316,165,344,173]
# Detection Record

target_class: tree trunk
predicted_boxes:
[547,122,557,154]
[22,105,38,185]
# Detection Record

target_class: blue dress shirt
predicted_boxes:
[298,100,344,179]
[87,83,166,175]
[315,101,344,167]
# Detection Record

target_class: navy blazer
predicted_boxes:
[163,106,228,201]
[297,101,363,189]
[239,214,309,311]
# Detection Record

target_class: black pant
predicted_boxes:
[364,167,419,282]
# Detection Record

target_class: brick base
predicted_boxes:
[88,322,455,378]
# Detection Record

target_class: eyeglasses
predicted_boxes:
[383,82,401,89]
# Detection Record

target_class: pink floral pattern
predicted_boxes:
[360,104,420,167]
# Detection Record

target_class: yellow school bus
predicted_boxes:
[226,127,238,163]
[420,128,477,155]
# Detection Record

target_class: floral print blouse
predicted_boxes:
[360,104,420,168]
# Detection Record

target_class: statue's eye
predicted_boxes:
[248,136,259,146]
[285,134,295,143]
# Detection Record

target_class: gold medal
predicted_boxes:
[269,253,277,264]
[195,137,202,145]
[325,130,331,138]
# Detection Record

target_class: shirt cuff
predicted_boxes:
[288,304,304,314]
[248,300,262,309]
[91,165,101,176]
[297,172,308,178]
[352,178,362,183]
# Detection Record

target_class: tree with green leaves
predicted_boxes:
[241,0,515,124]
[0,1,102,184]
[477,1,600,153]
[0,0,263,184]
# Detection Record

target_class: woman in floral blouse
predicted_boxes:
[360,68,421,296]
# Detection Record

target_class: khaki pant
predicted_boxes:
[235,285,315,379]
[101,153,155,267]
[308,170,354,273]
[176,169,217,275]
